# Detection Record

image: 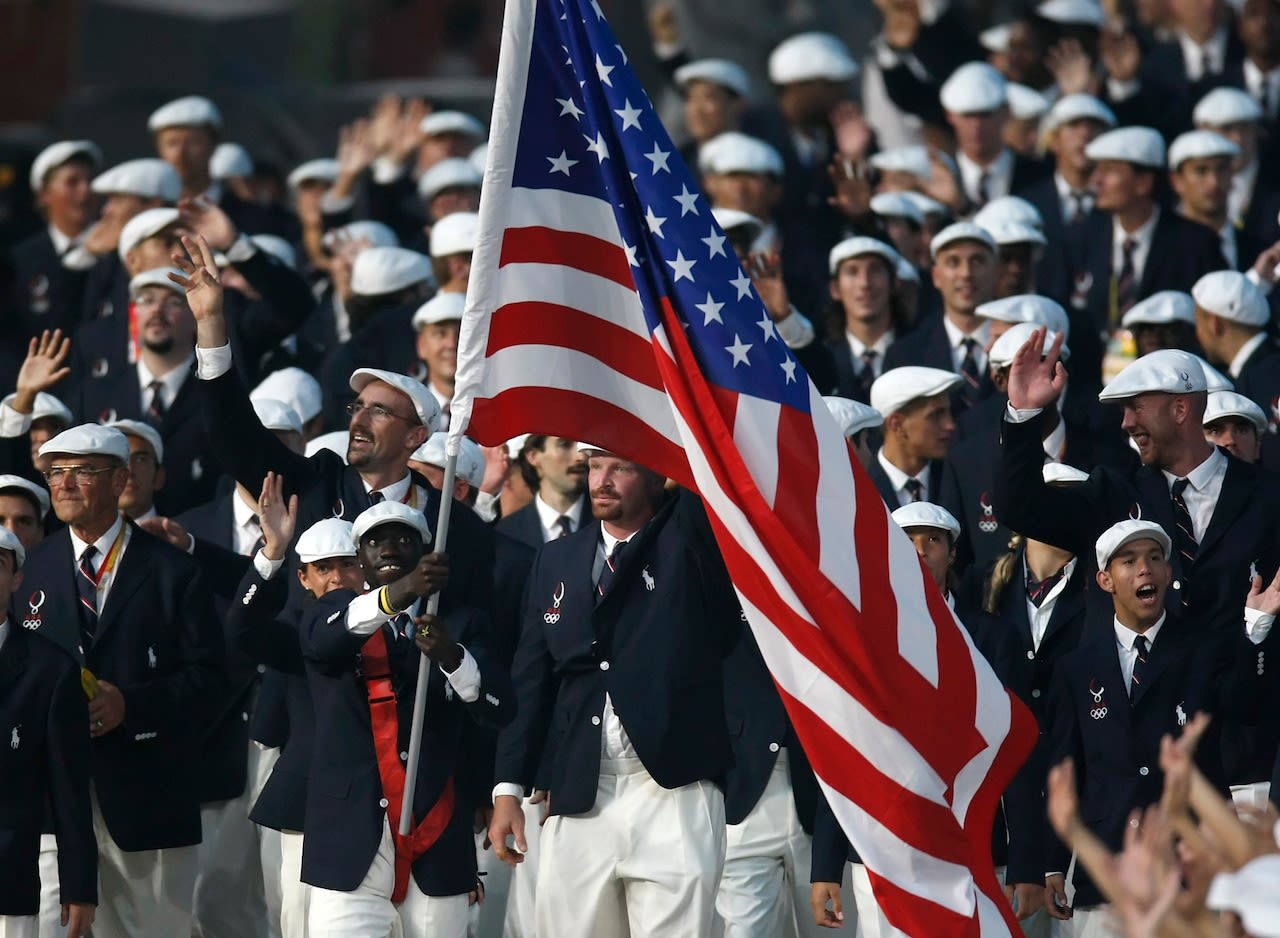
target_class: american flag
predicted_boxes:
[450,1,1038,933]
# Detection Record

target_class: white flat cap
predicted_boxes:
[1205,854,1280,937]
[1036,0,1105,25]
[127,267,184,300]
[148,95,222,132]
[674,58,751,98]
[245,234,297,270]
[768,32,858,85]
[1095,518,1171,568]
[351,501,432,545]
[869,145,932,180]
[295,517,356,563]
[822,396,884,437]
[892,501,962,539]
[252,367,323,424]
[1193,86,1263,128]
[985,220,1048,247]
[92,158,181,202]
[1,391,72,426]
[976,294,1070,336]
[305,430,349,461]
[118,207,181,261]
[1099,349,1207,400]
[418,157,483,202]
[1046,94,1116,132]
[412,431,485,488]
[1192,270,1269,326]
[0,527,26,571]
[1204,389,1267,431]
[710,207,764,240]
[1168,130,1239,169]
[29,140,101,192]
[210,143,253,180]
[1007,83,1050,121]
[349,369,441,431]
[429,211,479,258]
[869,191,924,225]
[468,143,488,175]
[895,255,921,283]
[104,418,165,463]
[323,220,399,251]
[979,23,1012,53]
[412,291,465,329]
[505,434,530,460]
[871,366,964,416]
[287,158,340,190]
[420,111,486,139]
[1043,462,1090,485]
[973,195,1044,231]
[930,221,997,259]
[989,323,1069,369]
[1121,291,1196,327]
[940,62,1008,114]
[698,132,784,176]
[39,424,130,462]
[251,398,304,435]
[828,236,901,276]
[1085,126,1166,168]
[901,191,948,217]
[350,246,432,296]
[0,474,50,519]
[1198,356,1234,391]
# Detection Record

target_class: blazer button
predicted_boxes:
[1026,650,1035,660]
[769,742,780,753]
[1138,766,1149,777]
[591,716,601,726]
[379,798,389,808]
[400,751,409,761]
[1031,689,1041,699]
[599,661,610,671]
[1172,581,1181,591]
[257,664,266,674]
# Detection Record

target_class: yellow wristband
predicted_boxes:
[377,586,396,616]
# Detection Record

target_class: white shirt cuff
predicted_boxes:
[774,308,816,349]
[372,157,406,185]
[1005,403,1044,423]
[62,244,97,271]
[1244,606,1275,644]
[492,782,526,802]
[0,402,33,438]
[321,191,356,214]
[441,644,481,702]
[473,490,500,523]
[224,235,258,264]
[254,551,284,580]
[1107,78,1140,101]
[195,344,234,380]
[1246,268,1275,295]
[344,590,391,636]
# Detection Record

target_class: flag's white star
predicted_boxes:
[702,228,726,258]
[673,184,700,217]
[695,292,724,325]
[614,100,642,131]
[624,242,640,267]
[583,132,610,162]
[726,334,753,367]
[615,43,629,64]
[556,96,584,120]
[561,44,572,64]
[547,150,578,176]
[730,270,753,299]
[590,0,605,19]
[596,55,615,86]
[756,311,777,341]
[644,143,671,174]
[666,250,696,282]
[780,358,798,383]
[645,206,668,238]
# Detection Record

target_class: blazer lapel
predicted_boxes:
[1197,456,1252,558]
[0,627,28,690]
[1129,618,1187,709]
[94,525,148,644]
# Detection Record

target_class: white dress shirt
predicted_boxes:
[1178,27,1228,80]
[364,472,416,506]
[1111,207,1160,285]
[877,449,931,506]
[1027,557,1076,652]
[1115,614,1166,690]
[1054,172,1094,224]
[957,148,1015,207]
[231,491,264,558]
[1244,59,1280,120]
[136,353,194,416]
[942,316,990,375]
[1160,447,1228,542]
[534,493,585,544]
[845,329,895,380]
[1230,159,1260,228]
[69,512,130,611]
[1228,331,1269,379]
[428,384,451,431]
[596,525,639,760]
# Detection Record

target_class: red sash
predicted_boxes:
[362,627,456,903]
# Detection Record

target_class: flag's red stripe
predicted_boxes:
[499,226,634,291]
[773,403,822,560]
[488,300,665,391]
[864,866,978,938]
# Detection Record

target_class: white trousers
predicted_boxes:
[194,788,267,937]
[35,835,60,938]
[1068,906,1121,938]
[90,790,198,938]
[280,830,311,938]
[468,826,510,938]
[536,757,726,938]
[848,863,904,938]
[0,917,37,938]
[501,796,543,938]
[250,744,284,938]
[307,818,469,938]
[714,754,824,938]
[1230,780,1271,812]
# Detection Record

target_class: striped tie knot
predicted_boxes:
[904,478,924,503]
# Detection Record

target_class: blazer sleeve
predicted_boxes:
[229,564,305,674]
[299,589,367,668]
[191,538,252,601]
[1044,663,1083,878]
[809,786,854,884]
[228,249,316,367]
[430,606,516,730]
[47,650,97,906]
[494,562,559,792]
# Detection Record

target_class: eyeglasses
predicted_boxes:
[345,401,417,424]
[44,465,117,486]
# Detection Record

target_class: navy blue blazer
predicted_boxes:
[864,452,944,511]
[19,523,226,851]
[880,313,997,409]
[0,627,96,915]
[495,501,548,552]
[1232,338,1280,417]
[494,489,741,816]
[300,592,513,895]
[6,229,90,340]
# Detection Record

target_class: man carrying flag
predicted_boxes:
[448,0,1040,935]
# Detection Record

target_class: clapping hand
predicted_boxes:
[257,471,298,562]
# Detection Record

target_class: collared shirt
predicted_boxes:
[942,316,990,375]
[0,618,8,655]
[364,472,414,506]
[69,512,130,611]
[1229,331,1269,379]
[137,353,194,417]
[1042,416,1067,463]
[595,522,640,760]
[1178,27,1228,80]
[231,491,263,558]
[534,493,585,544]
[845,330,895,379]
[1218,221,1239,271]
[877,448,931,506]
[1230,159,1260,227]
[342,594,481,701]
[1054,172,1094,224]
[49,223,97,272]
[1027,557,1076,651]
[1244,59,1280,120]
[1114,613,1166,689]
[1160,447,1228,542]
[428,383,451,431]
[1111,207,1160,285]
[957,148,1014,207]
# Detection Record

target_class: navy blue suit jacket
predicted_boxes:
[495,502,545,552]
[6,230,89,340]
